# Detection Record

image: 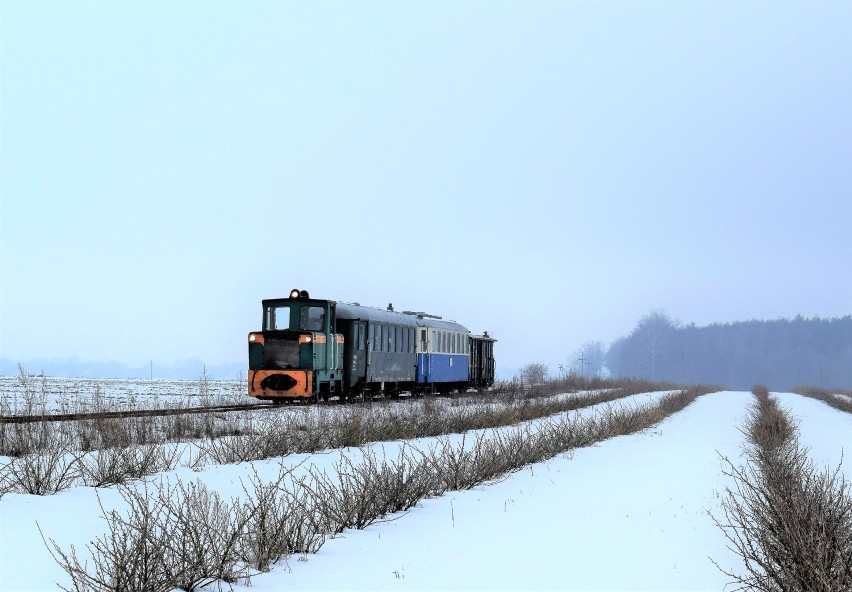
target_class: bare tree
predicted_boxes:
[520,363,548,385]
[634,309,676,380]
[571,341,606,378]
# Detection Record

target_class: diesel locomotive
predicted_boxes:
[248,289,496,402]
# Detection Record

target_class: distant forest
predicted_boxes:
[605,312,852,391]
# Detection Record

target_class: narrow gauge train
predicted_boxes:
[248,289,496,403]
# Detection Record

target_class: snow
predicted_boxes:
[2,390,851,591]
[774,392,852,474]
[234,391,753,592]
[0,376,247,414]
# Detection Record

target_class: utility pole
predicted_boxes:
[577,354,587,379]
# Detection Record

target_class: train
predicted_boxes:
[248,289,496,403]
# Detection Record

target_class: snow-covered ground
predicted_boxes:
[0,376,248,414]
[1,390,851,591]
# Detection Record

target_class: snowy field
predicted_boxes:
[1,389,851,591]
[0,375,248,414]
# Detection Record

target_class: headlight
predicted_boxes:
[290,289,300,299]
[249,334,256,342]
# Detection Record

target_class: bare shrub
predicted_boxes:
[795,386,852,415]
[157,479,254,590]
[239,465,325,572]
[712,391,852,591]
[307,447,428,533]
[331,406,373,448]
[198,412,332,465]
[715,447,852,591]
[3,440,81,495]
[42,484,172,592]
[200,432,267,465]
[746,387,795,455]
[366,445,435,515]
[80,444,183,487]
[1,420,58,457]
[15,363,50,416]
[44,479,256,592]
[0,460,11,498]
[427,433,508,494]
[490,424,540,468]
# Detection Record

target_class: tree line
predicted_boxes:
[605,311,852,390]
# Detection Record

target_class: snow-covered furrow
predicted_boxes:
[774,391,852,483]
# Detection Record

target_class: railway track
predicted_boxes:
[0,390,499,424]
[0,402,271,424]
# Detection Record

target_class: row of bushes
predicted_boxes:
[793,385,852,415]
[1,381,693,496]
[713,386,852,590]
[45,387,708,592]
[1,375,685,458]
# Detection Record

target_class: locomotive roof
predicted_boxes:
[335,302,469,333]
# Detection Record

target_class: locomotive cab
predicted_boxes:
[248,289,344,402]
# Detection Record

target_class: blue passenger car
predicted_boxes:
[412,316,471,393]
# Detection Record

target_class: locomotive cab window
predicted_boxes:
[300,306,325,331]
[265,306,291,331]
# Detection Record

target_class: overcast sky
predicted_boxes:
[2,1,850,376]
